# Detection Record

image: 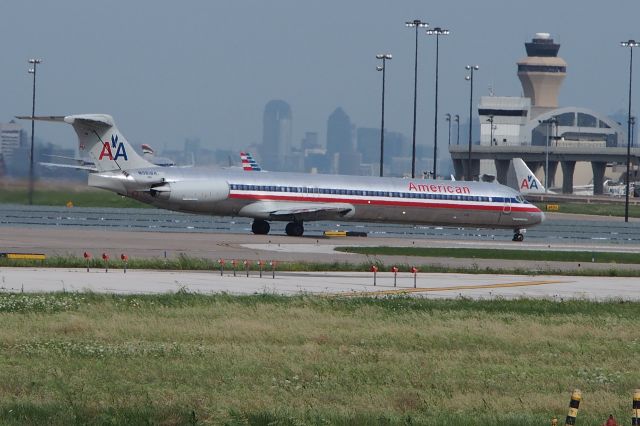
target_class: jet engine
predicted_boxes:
[151,180,229,203]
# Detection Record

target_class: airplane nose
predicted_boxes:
[536,206,546,224]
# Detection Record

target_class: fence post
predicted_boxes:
[370,265,378,286]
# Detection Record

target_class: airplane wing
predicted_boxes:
[240,201,354,221]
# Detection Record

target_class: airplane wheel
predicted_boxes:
[251,220,270,235]
[285,222,304,237]
[512,232,524,242]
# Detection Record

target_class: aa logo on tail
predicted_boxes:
[99,135,128,161]
[520,175,539,190]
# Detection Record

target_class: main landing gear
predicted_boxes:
[512,229,524,242]
[250,220,304,237]
[285,221,304,237]
[251,219,270,235]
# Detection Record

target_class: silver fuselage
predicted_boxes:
[89,167,544,230]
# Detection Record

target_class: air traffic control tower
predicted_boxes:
[449,32,640,195]
[517,33,567,118]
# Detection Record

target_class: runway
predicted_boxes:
[0,267,637,301]
[2,204,640,274]
[2,225,640,273]
[1,204,640,245]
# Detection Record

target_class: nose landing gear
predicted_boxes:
[512,229,524,242]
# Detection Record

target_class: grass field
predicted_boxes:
[336,246,640,265]
[535,201,640,218]
[2,254,640,277]
[0,292,637,425]
[0,185,147,208]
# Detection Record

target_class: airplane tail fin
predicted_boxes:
[240,152,262,171]
[141,144,155,157]
[17,114,156,172]
[513,158,545,194]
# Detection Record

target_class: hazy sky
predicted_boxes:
[2,0,640,156]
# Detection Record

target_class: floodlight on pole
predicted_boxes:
[405,19,429,178]
[376,53,392,177]
[465,65,479,181]
[27,58,42,206]
[621,39,638,222]
[426,27,449,179]
[454,114,460,145]
[445,113,452,146]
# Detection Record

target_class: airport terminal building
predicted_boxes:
[450,33,638,194]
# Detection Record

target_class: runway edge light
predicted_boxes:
[565,389,581,426]
[632,388,640,425]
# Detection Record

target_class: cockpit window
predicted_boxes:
[515,195,525,203]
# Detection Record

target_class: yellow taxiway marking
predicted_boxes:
[339,279,570,297]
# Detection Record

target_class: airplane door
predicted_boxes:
[502,197,512,214]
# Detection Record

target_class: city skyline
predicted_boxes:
[2,0,639,165]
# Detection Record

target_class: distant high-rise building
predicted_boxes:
[326,107,352,156]
[0,121,27,177]
[0,120,27,163]
[517,33,567,118]
[356,127,379,164]
[301,131,319,150]
[326,107,359,174]
[385,131,409,158]
[261,100,292,171]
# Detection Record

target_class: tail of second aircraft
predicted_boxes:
[240,152,262,171]
[17,114,156,172]
[513,158,546,194]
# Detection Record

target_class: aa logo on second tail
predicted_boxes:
[520,175,539,190]
[99,135,128,161]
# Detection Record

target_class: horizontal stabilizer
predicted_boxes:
[39,162,97,172]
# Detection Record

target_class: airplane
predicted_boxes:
[513,158,550,195]
[513,158,631,196]
[141,144,176,167]
[19,114,544,241]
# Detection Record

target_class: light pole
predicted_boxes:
[465,65,479,181]
[376,54,392,177]
[27,58,42,205]
[621,40,638,222]
[426,27,449,179]
[539,117,557,193]
[445,113,452,146]
[405,19,428,178]
[455,114,460,145]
